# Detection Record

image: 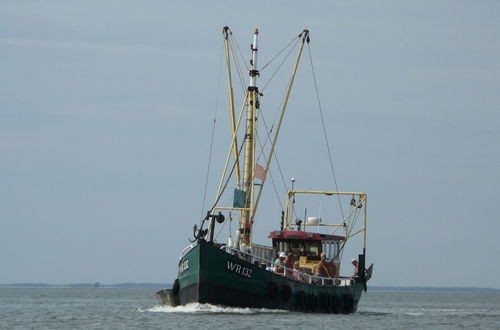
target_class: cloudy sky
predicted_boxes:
[1,1,499,288]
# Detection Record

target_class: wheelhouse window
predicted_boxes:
[322,240,340,262]
[273,240,322,260]
[289,241,304,257]
[304,242,321,260]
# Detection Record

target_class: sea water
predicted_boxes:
[0,287,499,329]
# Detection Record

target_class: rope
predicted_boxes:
[199,39,225,222]
[213,139,246,240]
[261,38,300,93]
[255,108,270,162]
[209,137,246,216]
[256,130,284,212]
[228,36,247,96]
[306,43,345,220]
[230,32,250,72]
[332,201,363,263]
[346,204,362,238]
[256,106,301,222]
[260,35,300,72]
[256,107,288,201]
[339,205,362,262]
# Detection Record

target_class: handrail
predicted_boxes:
[179,244,194,261]
[222,245,273,265]
[222,246,353,286]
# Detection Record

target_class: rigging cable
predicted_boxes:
[230,32,250,72]
[255,127,284,212]
[346,203,362,238]
[255,108,287,193]
[306,43,345,220]
[260,35,300,72]
[228,36,248,96]
[255,39,307,223]
[199,39,225,223]
[213,138,246,240]
[210,137,246,215]
[332,199,363,262]
[257,104,288,210]
[339,205,362,262]
[255,106,297,220]
[261,38,300,93]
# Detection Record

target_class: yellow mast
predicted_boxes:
[214,29,310,248]
[240,29,310,246]
[239,29,259,247]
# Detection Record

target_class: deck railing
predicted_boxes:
[179,244,194,260]
[222,245,354,286]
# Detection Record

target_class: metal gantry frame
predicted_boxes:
[284,190,368,251]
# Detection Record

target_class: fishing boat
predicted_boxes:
[157,27,373,313]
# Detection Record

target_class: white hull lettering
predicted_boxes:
[179,259,190,273]
[226,260,252,278]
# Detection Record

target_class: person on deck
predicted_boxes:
[292,261,306,282]
[273,252,286,274]
[284,252,294,277]
[314,252,332,278]
[328,261,337,278]
[351,258,359,277]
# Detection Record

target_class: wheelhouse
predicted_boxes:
[268,230,345,274]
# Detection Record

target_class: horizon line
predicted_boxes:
[0,282,498,292]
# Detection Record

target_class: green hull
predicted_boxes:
[176,242,364,313]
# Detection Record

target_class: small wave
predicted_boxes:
[138,303,288,315]
[357,310,390,316]
[361,307,497,317]
[418,308,496,316]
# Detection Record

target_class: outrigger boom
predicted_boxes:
[208,28,311,248]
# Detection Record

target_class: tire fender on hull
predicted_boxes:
[293,290,306,310]
[172,279,180,296]
[306,294,317,311]
[330,294,340,314]
[280,284,292,301]
[268,282,279,300]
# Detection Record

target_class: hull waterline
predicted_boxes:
[167,242,364,313]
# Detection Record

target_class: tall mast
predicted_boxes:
[239,29,259,247]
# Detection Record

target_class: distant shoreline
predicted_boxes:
[0,283,167,289]
[0,283,498,293]
[370,286,500,293]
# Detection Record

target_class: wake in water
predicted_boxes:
[360,307,498,317]
[138,303,288,315]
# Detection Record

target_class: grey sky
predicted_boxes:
[1,1,499,288]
